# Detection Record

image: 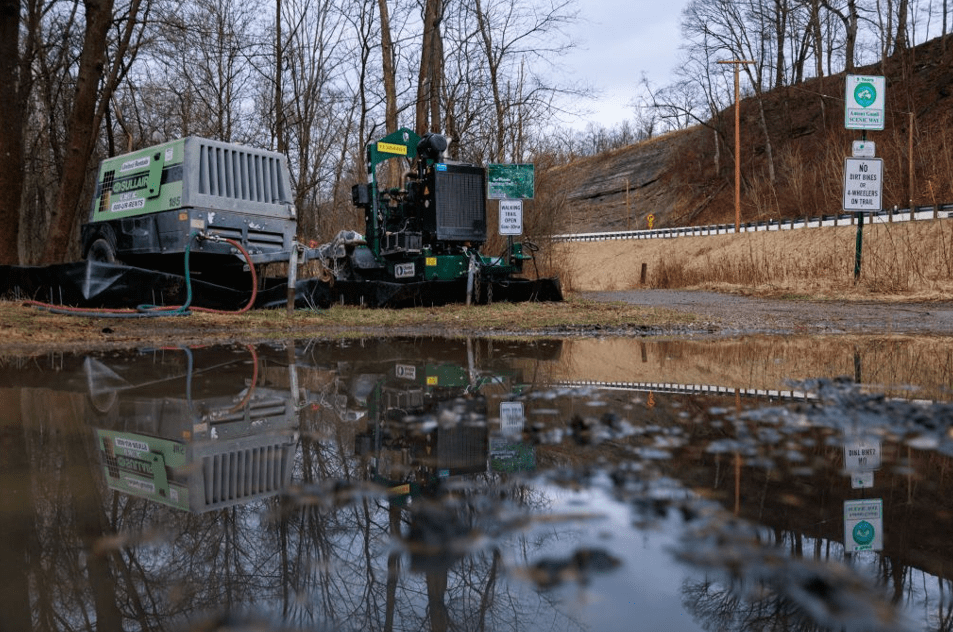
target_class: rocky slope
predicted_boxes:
[549,36,953,233]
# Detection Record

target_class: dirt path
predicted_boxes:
[583,290,953,336]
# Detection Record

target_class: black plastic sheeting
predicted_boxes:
[0,261,333,311]
[0,261,561,311]
[333,277,563,308]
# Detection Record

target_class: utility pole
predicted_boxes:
[718,60,756,233]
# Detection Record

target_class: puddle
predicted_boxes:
[1,335,952,631]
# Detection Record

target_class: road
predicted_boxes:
[583,290,953,336]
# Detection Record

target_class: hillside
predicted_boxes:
[549,36,953,233]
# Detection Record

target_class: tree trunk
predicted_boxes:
[275,0,284,153]
[415,0,443,134]
[774,0,787,89]
[0,0,26,264]
[378,0,397,134]
[475,0,505,162]
[40,0,116,264]
[894,0,908,53]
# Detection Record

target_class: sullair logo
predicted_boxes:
[112,174,149,194]
[116,455,155,477]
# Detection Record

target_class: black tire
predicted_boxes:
[86,237,117,263]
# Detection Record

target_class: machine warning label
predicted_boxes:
[120,156,151,172]
[111,197,145,213]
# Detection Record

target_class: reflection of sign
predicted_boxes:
[843,158,883,212]
[844,499,883,552]
[500,401,525,433]
[852,471,875,489]
[844,439,881,470]
[845,75,885,130]
[499,200,523,236]
[487,163,534,199]
[490,436,535,473]
[97,429,189,510]
[395,364,417,380]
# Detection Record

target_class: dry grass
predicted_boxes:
[0,297,695,355]
[557,218,953,300]
[553,335,953,401]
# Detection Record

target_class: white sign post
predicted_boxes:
[843,439,882,471]
[844,498,883,552]
[843,158,883,212]
[500,401,525,434]
[499,199,523,236]
[844,438,881,489]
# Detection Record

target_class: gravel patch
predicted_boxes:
[583,290,953,336]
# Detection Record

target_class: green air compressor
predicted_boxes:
[80,137,298,281]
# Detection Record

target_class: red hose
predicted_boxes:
[190,237,259,314]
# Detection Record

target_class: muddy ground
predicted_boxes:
[583,290,953,336]
[4,291,953,358]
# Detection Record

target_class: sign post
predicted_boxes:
[843,157,883,281]
[487,164,534,251]
[843,75,885,282]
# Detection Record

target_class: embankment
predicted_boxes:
[555,218,953,299]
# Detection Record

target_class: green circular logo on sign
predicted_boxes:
[852,520,875,545]
[854,82,877,108]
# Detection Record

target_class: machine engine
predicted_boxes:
[341,128,519,287]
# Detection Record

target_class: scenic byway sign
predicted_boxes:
[845,75,885,131]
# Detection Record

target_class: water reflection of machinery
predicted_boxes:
[353,358,502,501]
[323,339,557,502]
[84,346,300,512]
[324,340,558,632]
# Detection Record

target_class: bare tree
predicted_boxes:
[0,0,40,264]
[415,0,444,134]
[149,0,263,143]
[40,0,147,264]
[820,0,862,71]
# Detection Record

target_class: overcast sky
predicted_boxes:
[560,0,686,129]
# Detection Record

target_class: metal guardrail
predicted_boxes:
[556,380,817,401]
[553,204,953,243]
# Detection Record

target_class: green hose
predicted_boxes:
[30,231,202,318]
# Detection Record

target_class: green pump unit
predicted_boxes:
[343,127,523,287]
[80,137,297,274]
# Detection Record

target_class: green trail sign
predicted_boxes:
[845,75,885,131]
[487,163,535,200]
[844,498,883,552]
